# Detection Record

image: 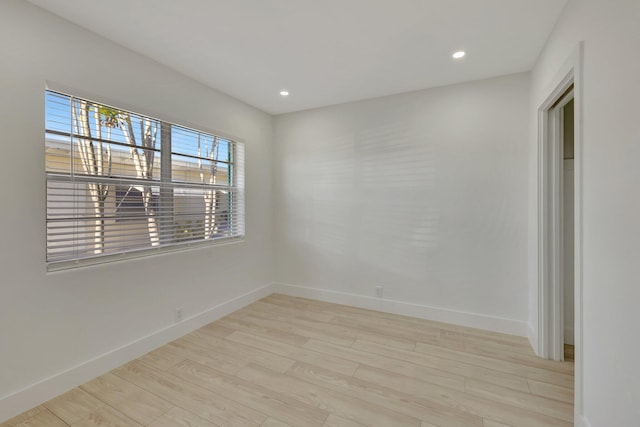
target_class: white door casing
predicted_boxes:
[535,42,583,417]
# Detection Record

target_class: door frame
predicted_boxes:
[540,86,574,361]
[536,42,583,415]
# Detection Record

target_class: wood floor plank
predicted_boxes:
[465,379,573,422]
[463,343,574,375]
[304,338,467,391]
[273,295,521,344]
[226,330,359,376]
[244,307,418,350]
[148,406,219,427]
[329,314,442,343]
[168,359,328,427]
[5,294,574,427]
[113,361,266,427]
[352,339,530,393]
[178,329,296,374]
[1,406,48,426]
[414,334,466,351]
[354,365,571,427]
[289,362,484,427]
[439,328,531,350]
[80,373,172,425]
[161,339,251,375]
[483,419,513,427]
[199,322,235,338]
[322,414,365,427]
[44,388,105,425]
[237,363,421,427]
[280,294,529,350]
[526,379,574,404]
[415,342,574,388]
[136,342,190,371]
[71,405,143,427]
[216,317,310,347]
[260,418,292,427]
[459,333,537,356]
[229,314,356,347]
[10,409,67,427]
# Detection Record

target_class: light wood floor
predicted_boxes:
[2,294,574,427]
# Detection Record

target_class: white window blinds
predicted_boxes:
[45,90,245,269]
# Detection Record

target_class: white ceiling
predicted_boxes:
[28,0,567,115]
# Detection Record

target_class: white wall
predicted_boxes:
[0,0,273,419]
[274,73,530,333]
[529,0,640,425]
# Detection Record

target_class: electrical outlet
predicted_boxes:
[175,307,183,323]
[376,286,383,298]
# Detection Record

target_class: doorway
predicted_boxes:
[537,73,580,362]
[561,97,575,359]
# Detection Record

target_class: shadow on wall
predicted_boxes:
[284,120,440,281]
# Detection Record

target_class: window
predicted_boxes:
[45,90,245,269]
[115,185,159,221]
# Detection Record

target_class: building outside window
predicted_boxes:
[45,90,245,269]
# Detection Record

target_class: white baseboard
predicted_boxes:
[528,324,538,354]
[0,283,274,423]
[273,283,528,337]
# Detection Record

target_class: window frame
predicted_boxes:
[45,88,245,271]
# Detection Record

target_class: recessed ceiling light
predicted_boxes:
[452,51,466,59]
[280,90,289,96]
